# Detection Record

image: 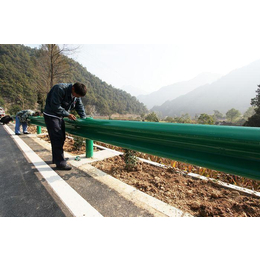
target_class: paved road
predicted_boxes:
[0,124,66,217]
[0,124,154,217]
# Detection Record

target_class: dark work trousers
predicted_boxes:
[44,114,66,167]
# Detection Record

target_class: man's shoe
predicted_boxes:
[23,132,30,134]
[15,133,21,135]
[52,158,69,164]
[56,165,72,171]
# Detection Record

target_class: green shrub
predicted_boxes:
[145,112,159,122]
[73,136,85,150]
[123,149,138,171]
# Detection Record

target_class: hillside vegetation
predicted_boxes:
[0,44,147,116]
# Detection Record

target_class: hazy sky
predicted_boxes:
[26,42,260,96]
[70,43,260,95]
[12,0,260,96]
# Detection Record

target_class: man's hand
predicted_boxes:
[68,114,77,121]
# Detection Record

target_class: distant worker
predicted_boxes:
[15,110,40,135]
[43,82,87,171]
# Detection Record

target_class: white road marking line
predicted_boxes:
[4,125,103,217]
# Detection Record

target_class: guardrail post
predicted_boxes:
[37,126,41,134]
[86,139,93,158]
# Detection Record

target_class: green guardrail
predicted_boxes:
[29,116,260,181]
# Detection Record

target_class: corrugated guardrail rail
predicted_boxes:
[29,117,260,181]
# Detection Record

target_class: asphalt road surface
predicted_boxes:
[0,124,66,217]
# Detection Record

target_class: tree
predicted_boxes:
[145,112,159,122]
[180,113,191,123]
[251,84,260,112]
[226,108,241,123]
[213,110,223,120]
[244,114,260,127]
[243,107,255,120]
[34,44,79,110]
[140,113,146,121]
[198,113,215,125]
[165,116,174,123]
[173,113,191,123]
[244,85,260,126]
[37,44,78,91]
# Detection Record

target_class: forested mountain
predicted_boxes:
[0,44,147,115]
[137,72,222,109]
[152,59,260,117]
[0,45,38,110]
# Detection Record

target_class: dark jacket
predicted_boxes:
[44,83,86,118]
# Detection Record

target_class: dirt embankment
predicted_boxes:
[92,156,260,217]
